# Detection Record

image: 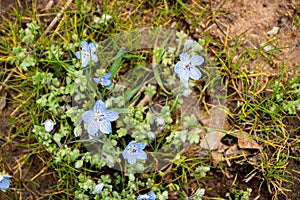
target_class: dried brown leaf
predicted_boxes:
[236,132,262,150]
[0,91,7,113]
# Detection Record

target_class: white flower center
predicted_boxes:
[129,144,137,154]
[94,112,104,121]
[183,60,191,69]
[82,50,90,59]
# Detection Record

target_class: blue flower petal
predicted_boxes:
[122,148,130,160]
[189,66,202,80]
[91,54,99,63]
[93,100,106,112]
[0,178,10,189]
[137,192,156,200]
[81,41,89,49]
[89,42,98,53]
[93,183,104,194]
[183,39,194,50]
[75,51,81,59]
[190,55,204,66]
[135,151,147,160]
[94,77,101,84]
[88,120,101,136]
[99,119,112,134]
[137,194,149,200]
[174,61,184,74]
[103,72,112,79]
[179,52,190,62]
[148,192,156,200]
[103,110,119,121]
[76,42,99,67]
[101,79,112,86]
[175,61,189,82]
[82,110,95,123]
[127,155,137,164]
[81,54,90,68]
[136,142,146,150]
[177,68,190,83]
[82,100,118,136]
[123,141,147,164]
[1,175,12,179]
[95,72,112,86]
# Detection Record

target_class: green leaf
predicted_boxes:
[152,34,172,94]
[110,48,124,77]
[124,74,154,104]
[153,66,171,95]
[20,56,36,71]
[188,129,200,144]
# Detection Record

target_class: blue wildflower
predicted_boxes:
[75,41,98,68]
[95,72,112,86]
[0,175,12,191]
[156,117,165,126]
[93,183,104,194]
[43,119,55,133]
[137,192,156,200]
[174,52,204,85]
[82,100,119,137]
[122,141,147,164]
[183,39,194,51]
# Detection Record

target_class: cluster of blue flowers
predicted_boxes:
[77,41,148,164]
[75,41,155,199]
[30,39,204,198]
[81,100,148,165]
[74,39,204,199]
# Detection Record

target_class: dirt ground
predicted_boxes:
[207,0,300,71]
[0,0,299,199]
[196,1,300,199]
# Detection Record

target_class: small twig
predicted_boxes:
[129,85,146,107]
[45,0,54,9]
[243,171,258,183]
[150,152,159,172]
[214,18,232,40]
[45,0,72,34]
[137,95,150,107]
[10,94,34,117]
[17,0,21,8]
[0,70,14,91]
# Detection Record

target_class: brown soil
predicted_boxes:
[0,89,58,199]
[0,1,58,199]
[194,1,300,199]
[196,0,300,73]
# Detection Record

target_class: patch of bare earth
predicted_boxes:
[188,0,300,199]
[208,0,300,73]
[0,88,58,199]
[0,0,59,199]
